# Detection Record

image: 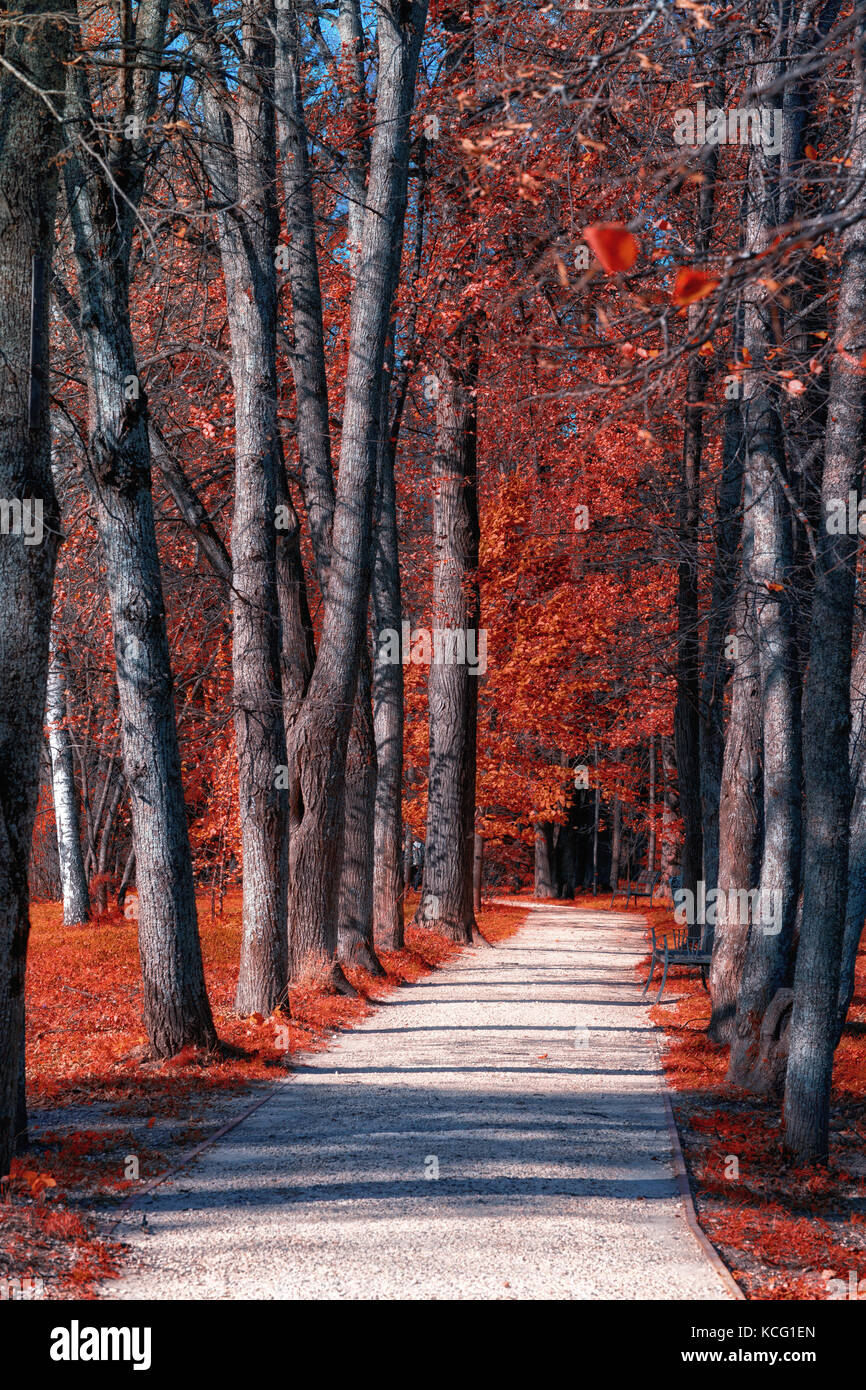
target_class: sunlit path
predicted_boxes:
[106,904,732,1300]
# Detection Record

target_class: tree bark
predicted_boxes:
[727,90,802,1087]
[94,764,124,915]
[674,83,721,917]
[418,354,481,942]
[592,742,600,894]
[708,490,763,1043]
[609,764,622,893]
[286,0,428,981]
[192,0,290,1016]
[836,627,866,1040]
[275,1,383,980]
[61,6,216,1055]
[700,332,745,902]
[647,735,656,873]
[473,832,483,915]
[661,735,680,890]
[0,0,70,1174]
[337,647,382,973]
[371,431,406,948]
[534,822,554,898]
[784,42,866,1159]
[46,637,90,924]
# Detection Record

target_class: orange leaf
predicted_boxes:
[672,267,719,307]
[583,223,639,274]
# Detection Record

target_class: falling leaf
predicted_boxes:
[672,267,719,307]
[583,223,639,273]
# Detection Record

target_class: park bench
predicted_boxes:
[641,919,712,1004]
[609,869,660,911]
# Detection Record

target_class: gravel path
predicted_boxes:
[104,903,731,1300]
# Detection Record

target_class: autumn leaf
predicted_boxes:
[583,223,639,274]
[672,267,719,307]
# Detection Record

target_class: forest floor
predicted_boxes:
[637,901,866,1301]
[4,893,863,1300]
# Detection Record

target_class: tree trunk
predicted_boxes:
[370,352,408,954]
[700,334,745,902]
[534,822,554,898]
[276,1,384,979]
[592,742,600,894]
[728,100,802,1088]
[661,735,680,890]
[708,502,763,1044]
[674,96,722,918]
[609,769,622,894]
[337,648,382,973]
[418,354,481,942]
[403,821,413,896]
[784,50,866,1159]
[836,627,866,1040]
[287,0,428,980]
[473,833,483,915]
[95,766,124,915]
[0,0,69,1175]
[647,735,656,873]
[62,23,216,1056]
[46,638,90,924]
[194,0,290,1016]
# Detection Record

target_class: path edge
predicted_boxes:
[659,1081,745,1301]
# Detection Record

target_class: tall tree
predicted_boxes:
[0,0,71,1175]
[61,0,216,1054]
[417,2,482,943]
[784,31,866,1158]
[727,44,802,1088]
[287,0,429,982]
[190,0,290,1016]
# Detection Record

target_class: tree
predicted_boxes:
[0,0,71,1175]
[287,0,429,982]
[60,0,216,1054]
[784,24,866,1159]
[46,634,90,924]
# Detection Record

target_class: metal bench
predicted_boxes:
[641,920,712,1003]
[610,869,660,911]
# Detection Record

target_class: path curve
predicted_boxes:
[104,903,731,1300]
